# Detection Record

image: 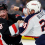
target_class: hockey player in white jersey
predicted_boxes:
[18,1,45,39]
[9,1,45,39]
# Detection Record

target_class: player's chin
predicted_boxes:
[1,16,6,19]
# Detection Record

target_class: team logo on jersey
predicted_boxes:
[15,14,20,18]
[23,23,27,28]
[0,23,3,29]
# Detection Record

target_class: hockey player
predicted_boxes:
[35,0,45,45]
[0,4,23,45]
[13,1,45,39]
[3,1,45,45]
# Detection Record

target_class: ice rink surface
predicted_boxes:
[22,39,36,45]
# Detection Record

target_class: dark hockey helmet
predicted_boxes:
[39,0,45,10]
[0,4,7,10]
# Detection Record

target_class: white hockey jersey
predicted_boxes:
[19,10,45,37]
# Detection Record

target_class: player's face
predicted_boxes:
[30,9,35,14]
[0,10,8,19]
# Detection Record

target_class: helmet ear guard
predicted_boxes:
[26,1,41,13]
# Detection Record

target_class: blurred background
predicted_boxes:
[0,0,38,16]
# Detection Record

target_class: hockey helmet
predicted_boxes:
[0,4,7,10]
[26,1,41,13]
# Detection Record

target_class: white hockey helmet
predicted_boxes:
[26,1,41,13]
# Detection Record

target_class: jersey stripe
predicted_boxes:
[9,24,18,36]
[24,36,39,38]
[12,24,17,33]
[22,8,24,12]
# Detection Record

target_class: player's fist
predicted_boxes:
[17,20,24,26]
[13,6,19,11]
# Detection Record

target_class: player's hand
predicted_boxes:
[13,6,19,11]
[17,20,24,25]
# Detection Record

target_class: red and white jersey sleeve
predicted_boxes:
[9,23,19,36]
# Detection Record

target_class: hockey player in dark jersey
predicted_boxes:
[0,4,23,45]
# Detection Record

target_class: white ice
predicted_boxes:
[22,39,36,45]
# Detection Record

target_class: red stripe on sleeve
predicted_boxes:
[0,35,1,38]
[22,8,24,12]
[0,35,3,45]
[0,39,3,45]
[25,36,39,38]
[12,24,17,33]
